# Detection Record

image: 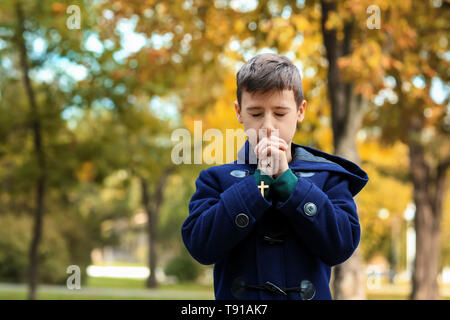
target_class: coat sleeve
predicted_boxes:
[276,173,361,266]
[182,169,272,265]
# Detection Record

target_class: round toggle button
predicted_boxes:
[230,170,249,178]
[303,202,317,217]
[231,277,247,298]
[300,280,316,300]
[235,213,249,228]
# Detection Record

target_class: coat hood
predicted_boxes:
[236,140,369,196]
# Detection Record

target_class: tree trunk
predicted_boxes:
[320,0,367,299]
[408,118,447,300]
[147,205,158,288]
[331,95,367,300]
[15,1,46,301]
[140,178,158,288]
[140,167,174,288]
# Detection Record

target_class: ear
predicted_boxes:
[234,101,243,124]
[297,100,307,123]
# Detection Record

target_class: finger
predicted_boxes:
[260,145,280,160]
[259,158,275,176]
[259,144,271,158]
[262,138,283,154]
[255,137,270,156]
[269,135,288,151]
[259,147,280,175]
[268,137,283,151]
[254,137,264,155]
[267,133,282,144]
[260,142,278,154]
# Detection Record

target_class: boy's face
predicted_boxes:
[234,89,306,158]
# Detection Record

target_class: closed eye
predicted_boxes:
[251,113,286,117]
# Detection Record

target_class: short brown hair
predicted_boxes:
[236,53,304,109]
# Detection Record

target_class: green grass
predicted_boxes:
[366,282,450,300]
[366,293,408,300]
[1,277,449,300]
[0,290,153,300]
[86,276,147,289]
[0,277,214,300]
[86,277,212,291]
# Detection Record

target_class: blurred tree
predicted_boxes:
[318,0,372,299]
[441,186,450,268]
[344,0,450,299]
[0,214,71,284]
[13,1,47,300]
[103,100,178,288]
[165,247,201,283]
[315,0,449,299]
[0,0,125,298]
[358,141,412,272]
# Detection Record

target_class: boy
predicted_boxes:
[181,53,369,300]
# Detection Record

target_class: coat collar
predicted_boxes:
[236,139,369,196]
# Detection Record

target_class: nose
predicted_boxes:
[261,116,275,138]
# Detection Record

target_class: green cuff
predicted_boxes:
[253,169,274,199]
[271,169,299,202]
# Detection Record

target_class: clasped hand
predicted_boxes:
[253,135,289,178]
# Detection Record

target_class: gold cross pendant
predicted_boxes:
[258,180,269,197]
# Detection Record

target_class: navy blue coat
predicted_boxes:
[182,140,369,300]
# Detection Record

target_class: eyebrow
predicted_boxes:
[246,106,290,111]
